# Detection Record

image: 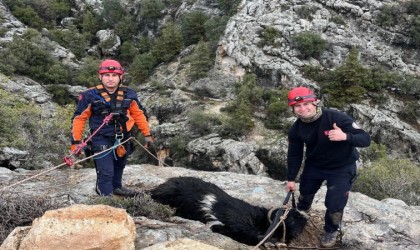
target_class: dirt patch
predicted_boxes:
[261,210,343,249]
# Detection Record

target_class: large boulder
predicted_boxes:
[187,134,267,175]
[1,204,136,250]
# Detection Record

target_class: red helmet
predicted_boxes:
[98,59,124,75]
[288,87,317,106]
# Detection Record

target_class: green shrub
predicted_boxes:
[181,11,209,46]
[137,36,152,54]
[74,57,102,87]
[186,40,213,80]
[0,27,8,37]
[296,6,315,21]
[4,0,71,29]
[292,31,328,59]
[0,88,31,148]
[258,26,281,48]
[151,21,184,63]
[360,142,387,163]
[188,109,222,136]
[130,52,158,83]
[409,15,420,48]
[6,4,46,30]
[403,0,420,15]
[168,135,189,160]
[395,74,420,96]
[331,48,373,89]
[330,15,346,26]
[398,101,419,125]
[0,88,74,168]
[263,89,289,129]
[220,101,254,139]
[235,74,264,107]
[31,0,71,25]
[46,85,74,105]
[319,48,371,108]
[100,0,126,29]
[50,26,88,59]
[220,74,263,138]
[217,0,242,16]
[115,15,139,42]
[375,4,401,27]
[166,0,183,8]
[0,29,71,85]
[140,0,164,25]
[303,50,420,108]
[353,157,420,206]
[81,8,99,37]
[204,15,230,51]
[120,41,138,62]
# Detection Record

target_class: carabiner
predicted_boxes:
[115,133,124,140]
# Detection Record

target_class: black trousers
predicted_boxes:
[298,162,357,232]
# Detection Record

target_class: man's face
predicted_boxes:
[99,73,121,90]
[292,101,317,118]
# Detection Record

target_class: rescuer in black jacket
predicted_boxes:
[285,86,371,248]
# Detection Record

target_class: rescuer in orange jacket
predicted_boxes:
[70,59,152,197]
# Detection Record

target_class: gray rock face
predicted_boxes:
[0,147,29,170]
[0,0,26,43]
[220,0,420,81]
[0,75,55,111]
[187,134,267,175]
[348,104,420,163]
[95,29,121,57]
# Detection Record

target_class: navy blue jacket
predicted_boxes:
[71,85,150,144]
[287,109,371,181]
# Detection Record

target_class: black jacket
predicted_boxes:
[287,109,371,181]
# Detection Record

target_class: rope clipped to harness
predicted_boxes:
[64,113,115,166]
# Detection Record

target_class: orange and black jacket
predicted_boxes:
[70,85,150,144]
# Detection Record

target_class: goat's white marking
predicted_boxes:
[200,194,224,225]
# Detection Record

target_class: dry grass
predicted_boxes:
[0,194,62,244]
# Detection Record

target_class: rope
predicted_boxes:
[0,136,171,193]
[0,137,132,193]
[71,113,114,155]
[130,137,172,168]
[252,207,291,250]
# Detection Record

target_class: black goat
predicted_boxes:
[150,176,307,245]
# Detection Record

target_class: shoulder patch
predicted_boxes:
[352,122,361,129]
[78,94,83,101]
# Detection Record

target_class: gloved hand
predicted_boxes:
[70,143,84,157]
[144,135,153,148]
